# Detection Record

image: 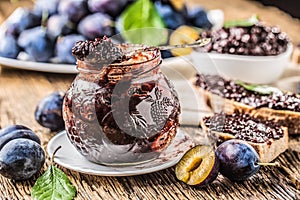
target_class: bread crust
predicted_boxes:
[192,77,300,135]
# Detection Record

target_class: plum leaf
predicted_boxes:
[31,146,76,200]
[236,80,281,95]
[224,15,259,28]
[119,0,168,46]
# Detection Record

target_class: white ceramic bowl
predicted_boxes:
[190,43,293,84]
[276,76,300,93]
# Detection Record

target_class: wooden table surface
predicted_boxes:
[0,0,300,199]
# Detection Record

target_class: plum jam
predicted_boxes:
[63,38,180,165]
[198,23,289,56]
[202,112,284,143]
[195,74,300,112]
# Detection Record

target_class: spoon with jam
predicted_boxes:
[125,38,211,57]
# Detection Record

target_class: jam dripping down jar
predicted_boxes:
[63,41,181,165]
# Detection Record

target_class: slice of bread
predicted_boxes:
[291,45,300,64]
[200,112,289,163]
[192,74,300,135]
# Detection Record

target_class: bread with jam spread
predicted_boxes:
[193,74,300,135]
[200,112,289,162]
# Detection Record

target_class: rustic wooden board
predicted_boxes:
[1,57,300,200]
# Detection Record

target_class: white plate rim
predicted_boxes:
[0,54,188,74]
[0,56,78,73]
[0,55,192,74]
[47,129,194,176]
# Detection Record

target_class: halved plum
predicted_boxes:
[169,25,200,56]
[175,145,219,186]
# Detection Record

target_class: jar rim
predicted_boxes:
[111,47,160,67]
[76,48,162,74]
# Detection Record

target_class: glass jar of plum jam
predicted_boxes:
[63,38,180,165]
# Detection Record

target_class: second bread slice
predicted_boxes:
[200,112,289,163]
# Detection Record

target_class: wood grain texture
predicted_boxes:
[0,1,300,200]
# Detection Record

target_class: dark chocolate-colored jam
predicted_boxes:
[203,112,284,143]
[63,51,180,165]
[195,74,300,112]
[198,23,289,56]
[72,36,124,63]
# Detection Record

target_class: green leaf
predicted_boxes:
[118,0,168,46]
[31,165,76,200]
[224,15,259,28]
[236,80,281,95]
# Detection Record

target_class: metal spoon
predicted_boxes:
[157,38,211,51]
[125,38,211,56]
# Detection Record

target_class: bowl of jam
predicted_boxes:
[191,23,292,84]
[63,37,181,165]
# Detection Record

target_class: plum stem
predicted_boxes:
[41,10,49,29]
[256,161,280,167]
[51,146,62,164]
[258,161,299,189]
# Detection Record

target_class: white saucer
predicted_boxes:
[47,129,194,176]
